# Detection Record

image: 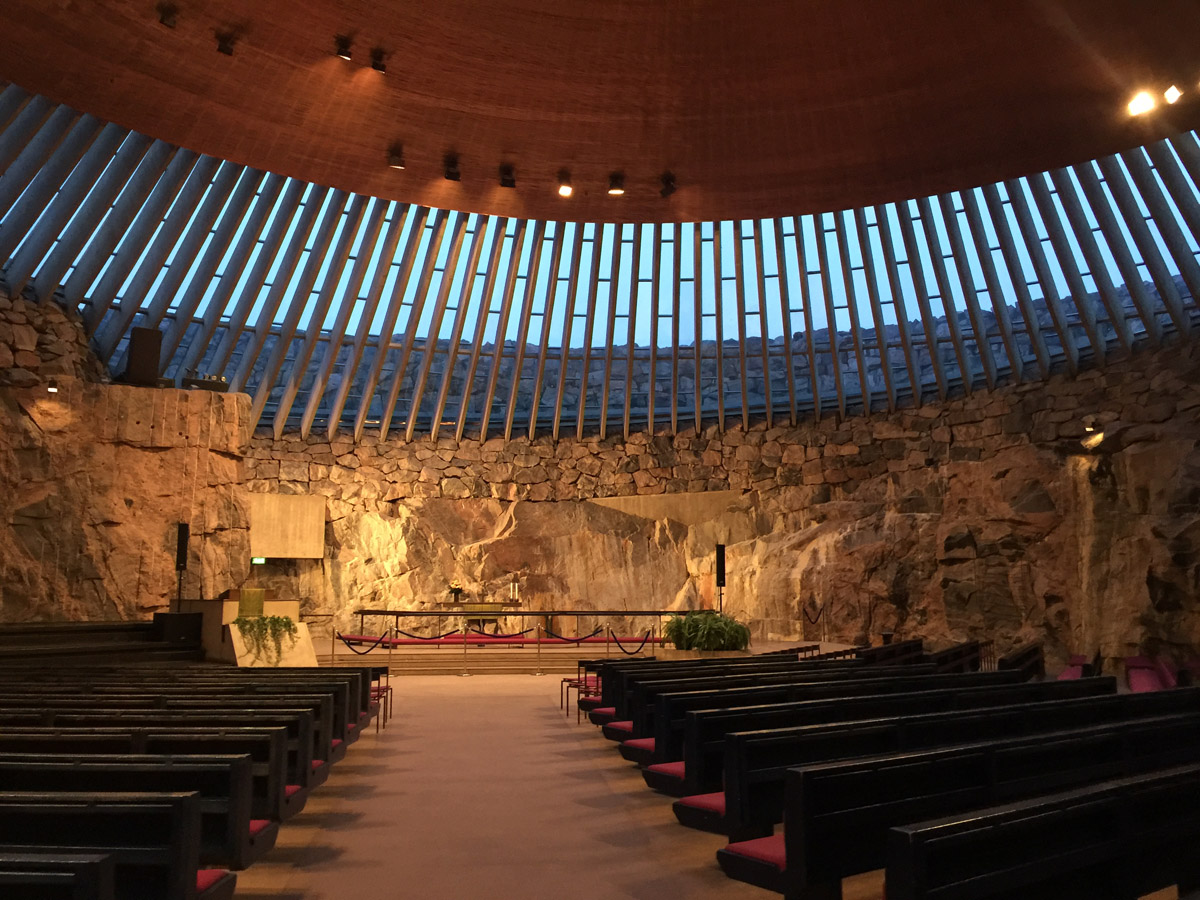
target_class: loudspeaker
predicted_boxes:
[715,543,726,587]
[175,523,189,572]
[124,326,162,386]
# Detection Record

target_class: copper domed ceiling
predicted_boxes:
[2,0,1200,223]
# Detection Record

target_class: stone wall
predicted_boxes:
[0,379,252,621]
[0,295,107,387]
[242,339,1200,666]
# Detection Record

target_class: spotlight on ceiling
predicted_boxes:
[499,164,516,189]
[444,153,461,182]
[156,2,178,28]
[216,31,236,55]
[660,171,676,198]
[1165,85,1183,104]
[1128,90,1156,116]
[335,35,353,60]
[46,380,59,394]
[607,172,625,196]
[371,47,387,73]
[387,145,405,170]
[557,170,573,198]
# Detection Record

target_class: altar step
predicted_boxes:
[320,644,645,676]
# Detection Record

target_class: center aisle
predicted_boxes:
[236,674,865,900]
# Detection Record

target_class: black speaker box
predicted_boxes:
[124,326,162,386]
[715,543,726,587]
[175,523,189,572]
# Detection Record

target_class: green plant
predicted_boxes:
[233,615,298,666]
[663,611,750,651]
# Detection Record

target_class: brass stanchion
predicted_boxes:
[606,625,611,658]
[534,623,544,676]
[460,624,471,677]
[329,621,335,666]
[387,625,394,676]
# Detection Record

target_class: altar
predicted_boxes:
[436,600,523,633]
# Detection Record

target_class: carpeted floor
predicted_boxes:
[231,675,887,900]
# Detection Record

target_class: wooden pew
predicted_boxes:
[715,713,1200,898]
[885,763,1200,900]
[711,678,1200,841]
[641,670,1024,777]
[0,755,277,871]
[0,791,235,900]
[0,852,115,900]
[614,663,943,743]
[0,727,301,821]
[676,676,1116,808]
[996,641,1045,681]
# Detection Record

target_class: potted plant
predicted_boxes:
[449,579,463,602]
[232,615,298,666]
[662,611,751,656]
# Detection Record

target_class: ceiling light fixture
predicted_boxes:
[607,172,625,196]
[371,47,387,73]
[335,35,353,60]
[557,170,573,198]
[216,31,236,55]
[1128,90,1156,116]
[444,153,461,182]
[499,164,516,189]
[156,3,178,28]
[1165,85,1183,104]
[387,145,405,169]
[660,171,676,198]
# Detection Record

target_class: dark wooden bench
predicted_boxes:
[0,755,277,871]
[0,791,235,900]
[925,641,984,674]
[0,727,301,821]
[639,670,1026,783]
[676,676,1118,815]
[885,763,1200,900]
[711,677,1200,841]
[0,852,115,900]
[716,712,1200,898]
[996,641,1045,681]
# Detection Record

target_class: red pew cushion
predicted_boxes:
[723,834,786,872]
[677,791,725,814]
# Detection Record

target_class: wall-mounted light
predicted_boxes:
[335,35,353,60]
[499,164,516,189]
[660,171,676,198]
[371,47,387,73]
[444,153,461,182]
[557,170,573,198]
[607,172,625,196]
[1128,90,1156,116]
[387,145,405,169]
[251,557,266,565]
[46,380,59,394]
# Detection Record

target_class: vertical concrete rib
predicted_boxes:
[477,218,528,441]
[622,225,643,439]
[833,211,874,413]
[28,132,154,303]
[771,219,798,423]
[94,154,220,362]
[710,224,726,432]
[933,194,1001,388]
[792,216,823,419]
[959,189,1025,380]
[455,217,509,442]
[378,208,452,441]
[576,224,606,439]
[980,182,1054,375]
[599,224,624,439]
[731,222,751,428]
[873,205,923,405]
[814,216,847,418]
[504,221,547,441]
[851,208,898,410]
[61,140,175,311]
[750,220,774,426]
[670,230,682,434]
[915,196,975,394]
[320,204,415,440]
[550,224,584,441]
[0,101,73,221]
[278,195,377,439]
[409,212,471,441]
[1025,174,1107,363]
[527,222,566,439]
[159,167,265,369]
[430,215,489,441]
[894,201,949,400]
[692,224,704,432]
[1003,178,1080,374]
[646,224,662,433]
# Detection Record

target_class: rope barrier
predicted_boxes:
[337,631,393,655]
[611,630,652,656]
[542,626,605,644]
[466,627,536,638]
[393,627,464,641]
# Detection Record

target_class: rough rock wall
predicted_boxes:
[0,380,252,621]
[0,295,107,386]
[242,340,1200,666]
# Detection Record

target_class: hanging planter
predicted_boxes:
[232,615,298,666]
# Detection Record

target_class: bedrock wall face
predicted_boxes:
[2,291,1198,664]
